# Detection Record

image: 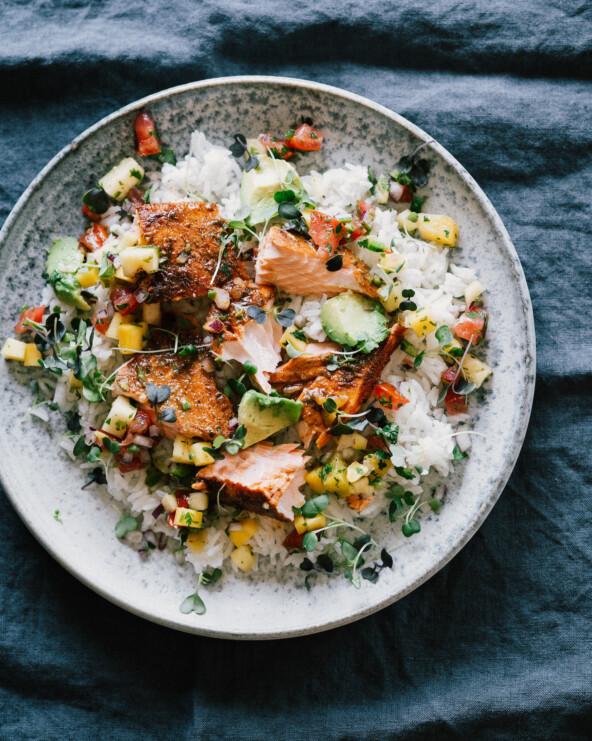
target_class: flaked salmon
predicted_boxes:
[136,201,246,303]
[205,278,282,393]
[270,324,406,447]
[196,442,308,522]
[255,227,378,298]
[113,349,233,441]
[266,341,339,393]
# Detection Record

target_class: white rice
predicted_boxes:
[43,130,481,580]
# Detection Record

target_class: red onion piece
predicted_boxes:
[105,302,115,319]
[132,434,154,448]
[134,288,149,304]
[121,451,133,464]
[229,417,238,430]
[149,425,161,438]
[203,317,224,333]
[389,181,405,202]
[156,532,167,550]
[151,504,165,519]
[127,187,145,207]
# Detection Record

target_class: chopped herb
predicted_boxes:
[452,443,468,461]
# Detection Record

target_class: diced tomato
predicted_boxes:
[128,410,153,436]
[454,302,488,345]
[79,223,109,252]
[127,187,145,207]
[309,210,342,252]
[441,366,457,384]
[444,387,468,416]
[258,133,293,160]
[389,182,413,203]
[117,454,145,473]
[15,305,45,334]
[82,204,101,222]
[285,123,323,151]
[349,201,376,241]
[167,512,176,528]
[91,310,110,335]
[282,529,305,552]
[176,492,190,509]
[110,286,139,315]
[134,111,162,156]
[373,382,410,411]
[366,433,388,452]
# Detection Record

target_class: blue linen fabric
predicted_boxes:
[1,2,591,739]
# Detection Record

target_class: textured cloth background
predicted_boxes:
[1,2,591,739]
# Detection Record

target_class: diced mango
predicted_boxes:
[99,157,144,201]
[351,476,374,496]
[76,266,100,288]
[465,279,484,304]
[322,453,353,498]
[1,338,26,361]
[120,247,160,278]
[190,441,215,467]
[24,343,42,367]
[352,433,368,450]
[417,213,458,247]
[186,530,208,554]
[102,396,137,438]
[462,354,493,388]
[172,435,194,464]
[119,227,139,248]
[443,337,463,362]
[118,323,144,354]
[379,252,405,271]
[395,209,418,235]
[305,467,326,494]
[105,311,131,340]
[280,325,308,353]
[161,493,178,513]
[364,452,392,477]
[294,514,326,535]
[228,518,259,547]
[142,302,161,325]
[346,462,370,483]
[408,309,437,338]
[173,507,203,529]
[230,544,255,573]
[114,267,135,284]
[188,492,209,511]
[378,281,404,313]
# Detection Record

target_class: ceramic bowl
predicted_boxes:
[0,77,535,639]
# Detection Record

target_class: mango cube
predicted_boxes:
[173,507,203,529]
[462,354,493,388]
[280,325,307,353]
[102,396,137,438]
[346,462,370,483]
[105,311,131,340]
[188,492,209,511]
[378,281,404,313]
[142,302,161,325]
[1,338,26,361]
[186,530,208,554]
[294,514,326,535]
[190,441,215,467]
[172,435,194,464]
[305,467,325,494]
[118,323,144,354]
[120,247,160,278]
[416,213,458,247]
[465,279,484,304]
[228,518,259,547]
[24,344,42,367]
[68,370,83,389]
[395,209,418,234]
[76,266,100,288]
[99,157,144,201]
[230,544,255,573]
[408,309,437,338]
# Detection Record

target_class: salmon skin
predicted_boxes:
[136,201,245,303]
[205,275,283,393]
[255,226,378,298]
[265,342,339,392]
[270,324,406,448]
[196,442,308,522]
[113,347,233,441]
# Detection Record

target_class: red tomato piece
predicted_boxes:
[134,111,162,156]
[373,382,410,411]
[117,454,145,473]
[349,201,376,241]
[79,223,109,252]
[454,302,488,345]
[366,433,388,452]
[258,133,294,160]
[110,286,139,315]
[91,310,110,335]
[128,410,153,436]
[282,529,305,552]
[441,366,457,385]
[15,305,45,334]
[176,492,190,509]
[285,123,323,151]
[309,210,342,252]
[444,387,468,416]
[82,204,101,222]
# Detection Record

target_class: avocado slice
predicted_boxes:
[238,390,302,448]
[240,155,303,225]
[46,237,90,311]
[320,290,389,353]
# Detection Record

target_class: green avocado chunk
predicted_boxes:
[46,238,90,311]
[238,390,303,448]
[320,290,389,353]
[240,155,303,225]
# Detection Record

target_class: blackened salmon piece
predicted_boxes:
[136,201,247,303]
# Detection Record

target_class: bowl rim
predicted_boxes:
[0,75,536,639]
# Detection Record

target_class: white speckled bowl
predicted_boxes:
[0,77,535,639]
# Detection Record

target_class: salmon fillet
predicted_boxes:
[255,227,378,298]
[136,201,246,303]
[266,342,339,392]
[196,442,308,522]
[113,350,233,441]
[205,278,282,393]
[271,324,406,448]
